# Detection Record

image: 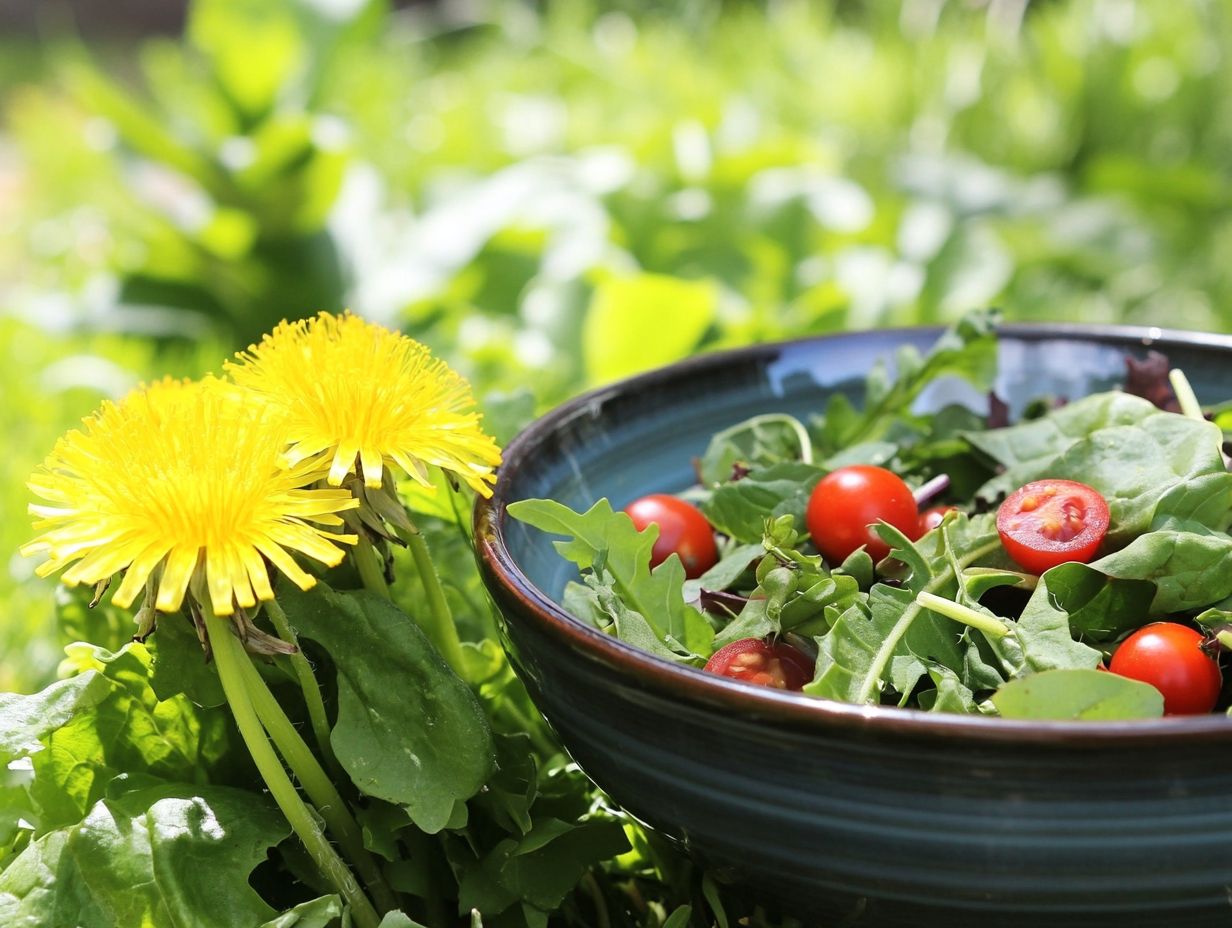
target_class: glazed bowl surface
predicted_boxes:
[474,324,1232,928]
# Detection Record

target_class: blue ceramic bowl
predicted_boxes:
[474,324,1232,928]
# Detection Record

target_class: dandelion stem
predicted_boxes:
[395,520,466,674]
[203,605,381,928]
[263,597,341,778]
[234,647,400,916]
[353,537,392,600]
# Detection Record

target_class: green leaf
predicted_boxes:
[259,895,343,928]
[0,780,286,928]
[1011,567,1111,670]
[148,612,225,708]
[278,584,496,834]
[377,912,431,928]
[967,392,1155,501]
[816,309,999,452]
[0,673,114,764]
[697,414,814,487]
[508,498,713,659]
[701,461,825,543]
[992,669,1164,720]
[682,543,762,600]
[1045,413,1232,544]
[1089,529,1232,615]
[582,274,717,384]
[662,907,693,928]
[29,644,231,833]
[807,514,1002,705]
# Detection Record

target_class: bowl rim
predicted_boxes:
[474,321,1232,745]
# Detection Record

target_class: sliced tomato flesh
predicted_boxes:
[996,479,1110,574]
[703,638,813,691]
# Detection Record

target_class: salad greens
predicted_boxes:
[511,311,1232,721]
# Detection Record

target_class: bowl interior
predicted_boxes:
[502,324,1231,607]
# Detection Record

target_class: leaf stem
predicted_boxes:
[709,414,813,466]
[353,536,392,600]
[1170,368,1205,422]
[916,591,1012,639]
[855,539,1001,704]
[263,596,341,778]
[235,648,400,916]
[395,521,466,674]
[202,604,381,928]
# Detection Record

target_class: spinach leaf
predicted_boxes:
[967,392,1155,501]
[992,669,1164,720]
[0,780,285,928]
[1088,529,1232,615]
[701,461,825,543]
[279,584,496,834]
[1045,413,1232,544]
[508,498,713,657]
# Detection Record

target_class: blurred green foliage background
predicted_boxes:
[3,0,1230,693]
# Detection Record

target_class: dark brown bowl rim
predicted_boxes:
[475,322,1232,746]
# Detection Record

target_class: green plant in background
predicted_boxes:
[2,1,1232,922]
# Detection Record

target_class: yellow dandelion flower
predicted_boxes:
[22,377,359,617]
[227,311,502,495]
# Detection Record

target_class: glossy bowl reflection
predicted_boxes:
[474,325,1232,928]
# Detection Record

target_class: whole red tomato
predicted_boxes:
[624,494,718,579]
[996,479,1109,574]
[806,465,919,564]
[703,638,814,691]
[1109,622,1222,716]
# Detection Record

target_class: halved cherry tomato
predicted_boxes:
[806,465,919,564]
[624,494,718,579]
[996,479,1109,574]
[919,505,958,534]
[1108,622,1222,716]
[703,638,814,691]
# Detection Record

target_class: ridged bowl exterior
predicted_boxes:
[474,325,1232,927]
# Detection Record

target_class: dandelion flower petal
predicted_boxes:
[228,311,502,496]
[24,377,357,618]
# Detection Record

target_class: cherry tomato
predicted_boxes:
[703,638,814,691]
[1108,622,1222,716]
[624,494,718,579]
[996,479,1109,574]
[919,505,958,534]
[806,465,919,564]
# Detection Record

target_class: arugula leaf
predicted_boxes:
[1011,568,1111,670]
[807,515,1002,704]
[815,308,999,454]
[0,780,286,928]
[700,461,825,543]
[992,669,1164,720]
[508,498,714,658]
[682,543,762,602]
[278,584,496,834]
